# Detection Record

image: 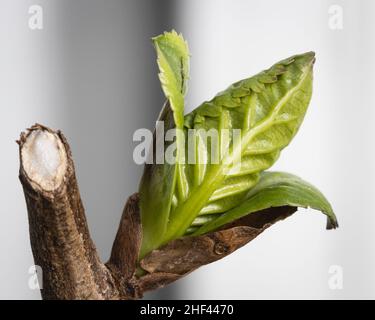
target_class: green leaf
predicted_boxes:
[139,31,189,258]
[192,171,338,236]
[161,52,317,246]
[153,30,189,203]
[152,30,189,128]
[138,102,177,258]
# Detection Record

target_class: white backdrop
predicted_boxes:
[171,0,375,299]
[0,0,374,299]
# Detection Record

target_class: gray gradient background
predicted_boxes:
[0,0,374,299]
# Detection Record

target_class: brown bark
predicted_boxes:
[18,124,298,300]
[18,125,119,299]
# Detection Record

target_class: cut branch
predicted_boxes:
[18,124,300,300]
[18,125,118,299]
[138,206,296,281]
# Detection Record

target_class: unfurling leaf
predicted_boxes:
[138,30,337,260]
[152,29,189,128]
[163,52,316,245]
[192,171,338,236]
[139,31,189,258]
[138,102,177,258]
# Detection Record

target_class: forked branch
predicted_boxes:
[18,124,299,300]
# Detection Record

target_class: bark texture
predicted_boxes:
[19,125,119,299]
[18,124,298,300]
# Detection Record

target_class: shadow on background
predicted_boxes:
[57,0,180,299]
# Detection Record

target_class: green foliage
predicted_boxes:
[139,30,189,258]
[192,171,338,236]
[152,30,189,128]
[138,30,337,259]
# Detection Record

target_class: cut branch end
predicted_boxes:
[20,125,67,191]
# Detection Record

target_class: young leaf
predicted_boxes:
[152,29,189,128]
[138,102,176,258]
[153,31,190,201]
[139,31,189,258]
[192,171,338,236]
[162,52,316,246]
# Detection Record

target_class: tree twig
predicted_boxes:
[18,124,298,300]
[18,124,118,299]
